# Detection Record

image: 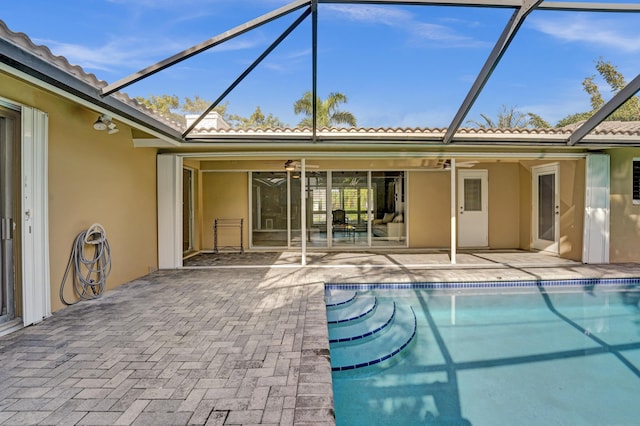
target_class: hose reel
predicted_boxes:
[59,223,112,305]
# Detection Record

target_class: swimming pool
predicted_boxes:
[326,281,640,425]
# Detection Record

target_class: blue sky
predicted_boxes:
[3,0,639,128]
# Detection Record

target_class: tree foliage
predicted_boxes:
[135,95,283,129]
[467,105,550,129]
[294,91,357,128]
[556,57,640,127]
[227,106,285,129]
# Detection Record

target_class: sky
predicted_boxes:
[2,0,640,128]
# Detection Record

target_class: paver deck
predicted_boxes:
[1,250,640,425]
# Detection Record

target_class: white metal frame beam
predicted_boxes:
[182,7,311,137]
[94,0,640,144]
[100,0,311,97]
[443,0,543,144]
[568,73,640,146]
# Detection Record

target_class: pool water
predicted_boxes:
[327,285,640,425]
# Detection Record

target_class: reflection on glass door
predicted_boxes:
[290,172,328,247]
[252,172,288,247]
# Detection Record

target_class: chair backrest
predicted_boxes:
[332,209,346,225]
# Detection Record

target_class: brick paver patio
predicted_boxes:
[2,251,640,425]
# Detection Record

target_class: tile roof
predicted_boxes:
[0,19,182,132]
[189,122,640,139]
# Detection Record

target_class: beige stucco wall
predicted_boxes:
[201,172,249,250]
[483,163,521,249]
[608,148,640,262]
[408,171,450,247]
[1,72,158,313]
[519,164,532,251]
[559,160,585,260]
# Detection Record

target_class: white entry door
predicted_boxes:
[532,164,560,253]
[458,170,488,247]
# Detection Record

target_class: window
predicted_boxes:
[633,158,640,205]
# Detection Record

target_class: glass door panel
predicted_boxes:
[251,172,288,247]
[532,164,560,253]
[290,172,327,248]
[331,172,368,247]
[538,173,555,241]
[371,172,406,246]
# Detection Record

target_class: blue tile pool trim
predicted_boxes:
[331,306,417,372]
[327,296,377,324]
[325,277,640,291]
[329,301,396,344]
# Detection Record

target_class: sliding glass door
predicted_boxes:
[250,170,406,249]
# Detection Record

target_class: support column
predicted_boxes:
[450,159,457,264]
[301,158,307,266]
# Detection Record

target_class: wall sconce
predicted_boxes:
[93,114,119,134]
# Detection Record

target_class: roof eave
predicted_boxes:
[0,36,184,146]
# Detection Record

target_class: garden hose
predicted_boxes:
[59,223,112,305]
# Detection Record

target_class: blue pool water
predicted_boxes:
[326,281,640,425]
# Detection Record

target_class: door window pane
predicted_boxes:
[464,179,482,211]
[538,173,555,241]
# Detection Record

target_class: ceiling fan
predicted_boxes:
[284,160,320,171]
[442,159,479,169]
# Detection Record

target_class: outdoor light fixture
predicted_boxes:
[93,114,119,134]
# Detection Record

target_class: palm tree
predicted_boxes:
[294,91,357,128]
[467,105,550,129]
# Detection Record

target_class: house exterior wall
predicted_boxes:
[202,172,249,251]
[408,171,450,247]
[1,72,158,313]
[518,164,532,251]
[607,148,640,262]
[194,159,587,256]
[484,162,521,249]
[559,160,585,261]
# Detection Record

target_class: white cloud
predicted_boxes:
[34,38,165,72]
[323,4,414,27]
[35,32,265,73]
[529,15,640,53]
[323,4,486,49]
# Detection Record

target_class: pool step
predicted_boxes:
[325,289,357,308]
[329,300,396,343]
[326,294,377,324]
[329,302,417,372]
